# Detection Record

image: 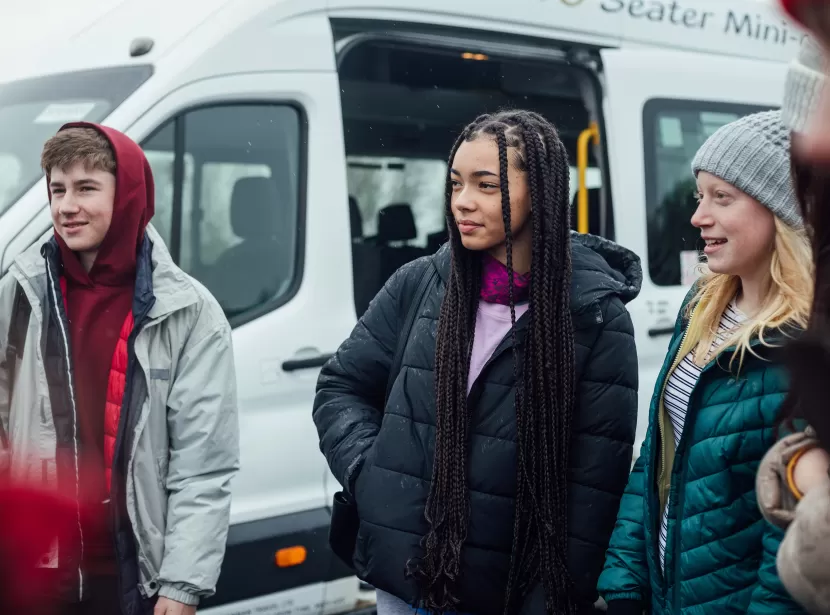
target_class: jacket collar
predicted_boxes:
[677,285,803,352]
[12,224,199,323]
[430,232,643,315]
[141,225,199,321]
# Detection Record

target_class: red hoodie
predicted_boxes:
[48,122,154,576]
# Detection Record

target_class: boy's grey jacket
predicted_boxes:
[0,225,239,607]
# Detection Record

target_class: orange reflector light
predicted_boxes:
[461,52,489,61]
[275,546,307,568]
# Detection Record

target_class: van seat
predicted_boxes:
[570,187,601,236]
[349,195,383,317]
[376,203,427,283]
[208,177,292,316]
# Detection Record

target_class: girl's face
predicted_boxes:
[450,136,532,267]
[692,171,777,279]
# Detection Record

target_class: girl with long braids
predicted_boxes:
[598,108,813,615]
[314,109,641,615]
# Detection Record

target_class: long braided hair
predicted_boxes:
[407,110,577,614]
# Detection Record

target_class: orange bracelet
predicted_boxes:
[786,445,817,501]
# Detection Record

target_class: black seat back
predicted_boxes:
[376,203,427,283]
[570,187,602,236]
[208,177,292,316]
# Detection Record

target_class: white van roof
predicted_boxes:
[3,0,803,84]
[326,0,806,63]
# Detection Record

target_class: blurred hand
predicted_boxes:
[154,597,197,615]
[0,484,77,614]
[794,446,830,495]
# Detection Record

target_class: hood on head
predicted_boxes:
[48,121,155,285]
[782,35,825,133]
[569,231,643,307]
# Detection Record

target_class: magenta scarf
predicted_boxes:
[480,253,530,305]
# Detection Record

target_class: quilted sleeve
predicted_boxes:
[598,452,650,606]
[313,259,427,494]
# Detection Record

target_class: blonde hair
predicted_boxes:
[685,217,813,370]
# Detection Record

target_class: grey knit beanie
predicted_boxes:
[782,35,825,133]
[692,109,802,229]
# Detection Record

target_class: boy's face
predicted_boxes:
[49,162,115,269]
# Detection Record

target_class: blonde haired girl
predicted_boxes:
[685,216,812,370]
[598,109,812,615]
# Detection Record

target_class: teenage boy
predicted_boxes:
[0,123,239,614]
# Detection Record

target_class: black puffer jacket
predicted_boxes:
[314,233,642,614]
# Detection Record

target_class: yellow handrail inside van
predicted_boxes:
[576,121,599,234]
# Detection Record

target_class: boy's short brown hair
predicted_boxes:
[41,127,116,176]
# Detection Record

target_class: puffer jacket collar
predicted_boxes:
[431,231,643,312]
[673,283,803,350]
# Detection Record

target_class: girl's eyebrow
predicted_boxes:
[449,168,498,178]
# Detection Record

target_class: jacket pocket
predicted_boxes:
[329,490,360,570]
[353,453,373,512]
[352,520,370,578]
[328,447,374,572]
[351,452,376,578]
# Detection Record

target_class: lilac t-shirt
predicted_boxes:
[467,300,529,394]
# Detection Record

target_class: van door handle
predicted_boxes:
[282,354,334,372]
[648,327,675,338]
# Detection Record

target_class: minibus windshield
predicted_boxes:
[0,65,152,216]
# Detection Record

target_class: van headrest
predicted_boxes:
[231,177,279,240]
[571,186,601,209]
[349,196,363,239]
[377,203,416,242]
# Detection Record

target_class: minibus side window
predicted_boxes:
[142,121,190,250]
[642,99,773,287]
[0,154,22,212]
[0,65,152,217]
[142,103,305,326]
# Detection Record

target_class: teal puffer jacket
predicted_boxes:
[597,296,804,615]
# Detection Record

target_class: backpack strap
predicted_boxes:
[2,284,31,449]
[384,262,438,406]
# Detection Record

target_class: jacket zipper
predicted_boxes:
[670,357,716,614]
[44,258,85,601]
[467,307,529,400]
[468,299,596,397]
[111,303,154,612]
[655,304,697,586]
[665,331,771,613]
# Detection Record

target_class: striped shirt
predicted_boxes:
[658,300,746,570]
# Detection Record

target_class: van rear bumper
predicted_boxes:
[200,506,355,609]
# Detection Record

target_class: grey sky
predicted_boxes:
[0,1,122,78]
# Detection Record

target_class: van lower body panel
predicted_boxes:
[200,507,356,611]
